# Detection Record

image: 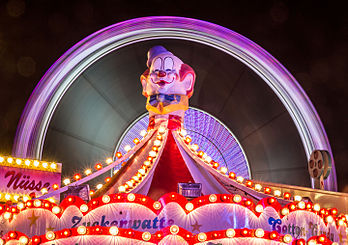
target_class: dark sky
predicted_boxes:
[0,0,347,191]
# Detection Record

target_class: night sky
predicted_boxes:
[0,1,347,191]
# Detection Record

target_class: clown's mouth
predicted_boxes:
[156,80,169,87]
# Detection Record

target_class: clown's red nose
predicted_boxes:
[158,70,166,77]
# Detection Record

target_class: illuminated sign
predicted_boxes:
[0,155,61,202]
[0,193,346,243]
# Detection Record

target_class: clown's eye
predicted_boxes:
[164,57,174,71]
[152,57,162,71]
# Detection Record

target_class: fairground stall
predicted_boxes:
[1,17,347,244]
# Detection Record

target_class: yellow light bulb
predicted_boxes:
[109,226,119,236]
[179,129,187,137]
[79,204,88,212]
[84,169,92,176]
[255,204,264,213]
[102,195,111,203]
[170,225,179,235]
[226,229,235,238]
[274,190,281,197]
[52,206,61,214]
[197,233,207,242]
[118,186,126,192]
[5,193,11,200]
[185,202,194,211]
[105,158,113,164]
[191,144,199,151]
[220,167,228,174]
[313,204,321,211]
[25,160,31,166]
[254,184,262,191]
[158,127,166,134]
[140,130,147,137]
[63,178,70,186]
[77,225,87,235]
[255,228,264,238]
[124,145,131,152]
[13,194,20,202]
[142,231,151,241]
[294,195,302,201]
[236,176,244,183]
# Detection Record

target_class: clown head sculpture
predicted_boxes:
[141,46,196,128]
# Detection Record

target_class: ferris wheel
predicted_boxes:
[13,16,336,193]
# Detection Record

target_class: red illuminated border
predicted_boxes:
[0,226,335,245]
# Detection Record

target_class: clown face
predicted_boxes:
[142,53,193,96]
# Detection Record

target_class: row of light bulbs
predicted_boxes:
[117,127,166,193]
[177,128,348,227]
[0,192,31,203]
[0,155,58,171]
[3,192,347,235]
[59,129,151,195]
[5,225,324,245]
[2,194,346,245]
[2,198,57,221]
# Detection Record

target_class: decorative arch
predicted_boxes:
[13,16,337,190]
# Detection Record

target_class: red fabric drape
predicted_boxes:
[147,131,194,200]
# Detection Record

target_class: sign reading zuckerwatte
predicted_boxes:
[0,165,61,197]
[0,202,347,243]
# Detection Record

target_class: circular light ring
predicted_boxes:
[233,194,242,203]
[185,202,194,211]
[254,228,264,238]
[197,232,207,242]
[19,235,29,244]
[45,231,55,240]
[77,226,87,235]
[255,204,264,213]
[281,208,290,216]
[13,16,336,190]
[283,234,292,243]
[170,225,179,235]
[52,206,61,214]
[142,231,151,241]
[226,228,235,238]
[127,193,136,202]
[209,194,217,203]
[153,201,161,210]
[33,199,42,207]
[109,226,119,236]
[102,195,111,204]
[79,204,89,213]
[3,212,12,220]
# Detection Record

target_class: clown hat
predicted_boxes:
[146,46,173,67]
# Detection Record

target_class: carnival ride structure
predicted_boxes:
[0,17,347,245]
